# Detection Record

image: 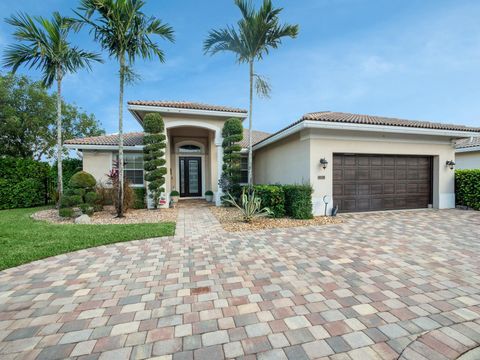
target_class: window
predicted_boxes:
[113,153,144,186]
[179,144,201,153]
[240,156,248,184]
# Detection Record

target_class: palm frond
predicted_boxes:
[204,0,298,65]
[254,74,271,98]
[75,0,174,66]
[3,11,102,87]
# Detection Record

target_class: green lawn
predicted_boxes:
[0,207,175,270]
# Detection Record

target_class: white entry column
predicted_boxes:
[215,132,224,206]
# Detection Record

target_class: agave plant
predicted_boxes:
[225,188,272,223]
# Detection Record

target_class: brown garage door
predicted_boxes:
[333,154,432,212]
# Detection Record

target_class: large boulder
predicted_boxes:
[74,214,91,224]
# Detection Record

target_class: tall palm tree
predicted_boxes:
[75,0,174,217]
[204,0,298,187]
[3,12,102,205]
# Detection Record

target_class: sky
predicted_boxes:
[0,0,479,135]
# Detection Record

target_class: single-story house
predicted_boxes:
[65,101,480,214]
[455,137,480,169]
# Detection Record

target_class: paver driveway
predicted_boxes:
[0,206,479,360]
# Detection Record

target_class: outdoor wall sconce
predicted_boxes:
[446,160,455,170]
[320,158,328,169]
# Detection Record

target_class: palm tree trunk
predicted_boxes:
[117,55,125,217]
[56,67,63,208]
[248,60,254,188]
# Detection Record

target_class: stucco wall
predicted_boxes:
[82,151,112,186]
[253,132,310,185]
[456,151,480,169]
[253,128,457,215]
[307,129,456,214]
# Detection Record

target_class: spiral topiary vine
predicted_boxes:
[143,113,167,208]
[220,118,244,199]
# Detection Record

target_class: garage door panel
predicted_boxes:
[344,169,356,180]
[344,184,356,196]
[358,168,370,180]
[384,168,395,180]
[371,184,383,194]
[370,168,383,180]
[333,154,432,212]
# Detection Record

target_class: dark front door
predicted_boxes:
[333,154,433,212]
[179,157,202,197]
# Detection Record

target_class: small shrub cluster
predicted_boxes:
[132,188,146,209]
[233,184,313,219]
[283,184,314,219]
[456,169,480,210]
[252,185,285,218]
[0,157,50,210]
[60,171,99,217]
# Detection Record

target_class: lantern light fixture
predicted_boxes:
[320,158,328,169]
[446,160,455,170]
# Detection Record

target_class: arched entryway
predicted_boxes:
[164,123,224,205]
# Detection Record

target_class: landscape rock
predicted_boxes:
[74,214,91,224]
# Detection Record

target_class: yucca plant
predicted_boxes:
[225,188,272,223]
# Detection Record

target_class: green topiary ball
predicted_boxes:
[84,191,99,205]
[143,113,165,134]
[69,171,96,189]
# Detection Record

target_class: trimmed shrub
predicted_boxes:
[221,118,244,195]
[132,188,146,209]
[283,184,314,219]
[252,185,285,218]
[170,190,180,196]
[456,169,480,210]
[79,204,94,216]
[143,113,167,208]
[205,190,214,196]
[60,194,82,208]
[84,191,99,205]
[69,171,96,189]
[0,157,50,210]
[63,171,98,215]
[59,207,74,218]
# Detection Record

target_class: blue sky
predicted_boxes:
[0,0,479,134]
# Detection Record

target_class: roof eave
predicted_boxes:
[64,144,144,151]
[253,120,480,151]
[128,104,247,127]
[456,145,480,153]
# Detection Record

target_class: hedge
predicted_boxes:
[132,188,146,209]
[252,185,285,218]
[240,184,313,219]
[0,157,50,210]
[283,184,314,219]
[456,169,480,210]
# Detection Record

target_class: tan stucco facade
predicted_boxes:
[82,151,113,186]
[254,128,457,215]
[456,151,480,169]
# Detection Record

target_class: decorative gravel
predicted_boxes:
[210,206,342,232]
[32,206,177,225]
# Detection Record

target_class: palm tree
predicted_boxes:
[3,12,102,205]
[75,0,174,217]
[204,0,298,187]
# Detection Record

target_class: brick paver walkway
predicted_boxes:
[0,206,479,359]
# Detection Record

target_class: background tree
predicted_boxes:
[75,0,174,217]
[204,0,298,187]
[142,113,167,209]
[220,118,243,197]
[0,74,104,160]
[3,12,102,203]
